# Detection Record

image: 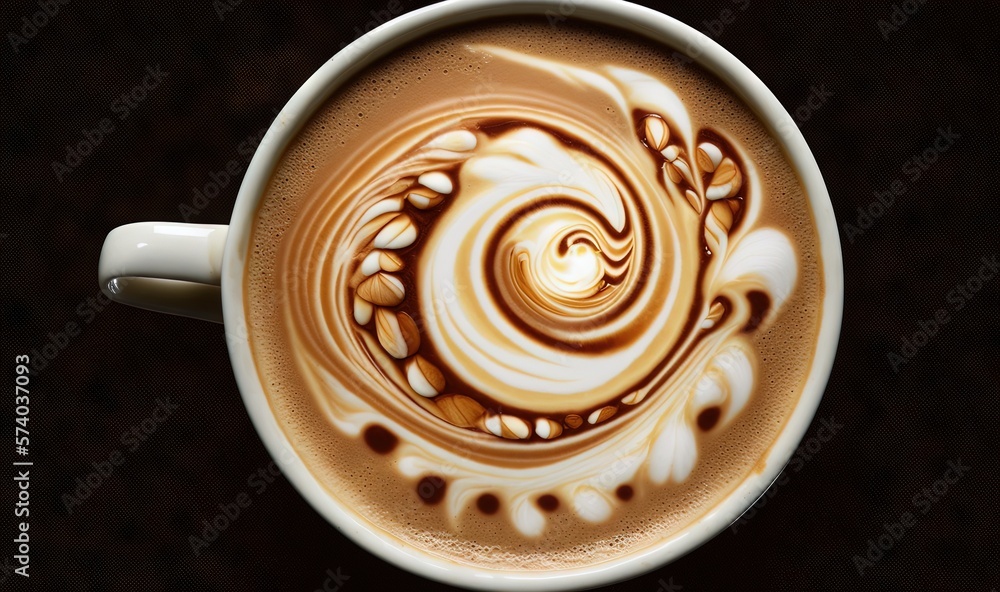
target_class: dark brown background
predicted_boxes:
[2,1,997,590]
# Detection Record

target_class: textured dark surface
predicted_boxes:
[2,1,998,590]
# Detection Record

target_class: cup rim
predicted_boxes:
[221,0,844,589]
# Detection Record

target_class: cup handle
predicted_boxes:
[98,222,229,323]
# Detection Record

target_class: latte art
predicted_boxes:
[280,48,797,535]
[249,18,824,570]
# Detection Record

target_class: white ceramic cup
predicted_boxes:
[98,0,843,589]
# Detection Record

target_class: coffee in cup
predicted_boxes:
[243,16,824,571]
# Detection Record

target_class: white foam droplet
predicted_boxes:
[503,415,530,439]
[418,171,453,194]
[406,361,439,398]
[573,487,612,523]
[353,296,372,325]
[534,418,551,439]
[706,183,732,200]
[358,196,403,226]
[698,142,723,170]
[649,412,697,484]
[692,372,725,408]
[427,129,477,152]
[373,216,417,249]
[512,497,545,537]
[484,414,502,437]
[719,228,798,306]
[360,251,382,276]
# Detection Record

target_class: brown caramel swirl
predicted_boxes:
[280,48,798,535]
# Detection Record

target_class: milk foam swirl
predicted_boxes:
[281,48,798,535]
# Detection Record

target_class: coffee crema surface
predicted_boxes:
[245,18,824,569]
